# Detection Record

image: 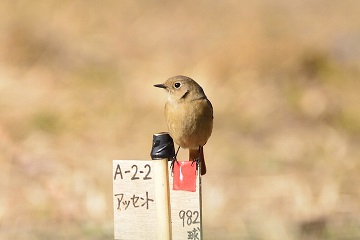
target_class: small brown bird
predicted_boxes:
[154,75,213,175]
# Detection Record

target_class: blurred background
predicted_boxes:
[1,0,360,239]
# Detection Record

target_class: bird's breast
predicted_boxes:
[165,99,213,149]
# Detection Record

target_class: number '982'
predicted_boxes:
[179,210,200,227]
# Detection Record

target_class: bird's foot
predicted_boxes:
[170,145,181,174]
[170,157,179,174]
[191,157,200,172]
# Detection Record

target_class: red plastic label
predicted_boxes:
[173,161,197,192]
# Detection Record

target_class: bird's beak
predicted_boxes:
[154,83,166,89]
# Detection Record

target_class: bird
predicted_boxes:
[154,75,213,175]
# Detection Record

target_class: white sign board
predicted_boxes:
[113,160,202,240]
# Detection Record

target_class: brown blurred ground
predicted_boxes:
[1,0,360,239]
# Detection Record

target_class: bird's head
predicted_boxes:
[154,75,204,102]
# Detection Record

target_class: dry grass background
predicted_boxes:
[1,0,360,239]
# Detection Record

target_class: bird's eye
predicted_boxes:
[174,82,181,89]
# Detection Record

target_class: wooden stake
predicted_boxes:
[113,159,202,239]
[113,133,202,239]
[154,159,172,240]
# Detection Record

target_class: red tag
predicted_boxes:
[173,161,197,192]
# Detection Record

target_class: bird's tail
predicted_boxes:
[189,147,207,175]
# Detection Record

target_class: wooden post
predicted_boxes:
[151,132,175,240]
[113,132,202,239]
[153,159,172,239]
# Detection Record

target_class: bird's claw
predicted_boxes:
[191,158,200,172]
[170,157,179,174]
